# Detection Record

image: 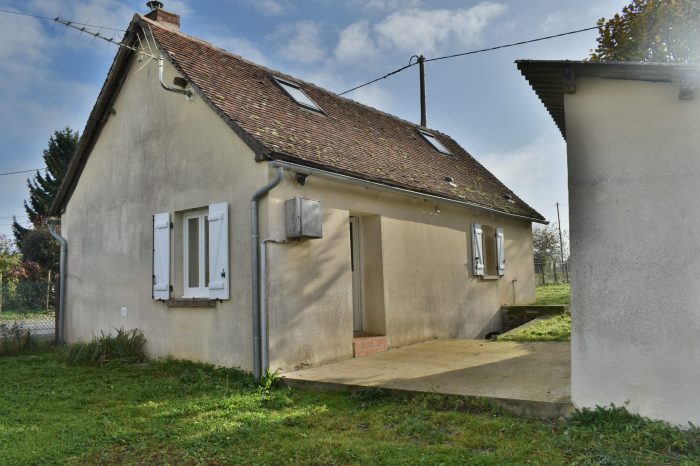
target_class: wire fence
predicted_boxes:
[0,275,57,340]
[534,260,570,285]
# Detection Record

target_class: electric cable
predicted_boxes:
[0,168,47,177]
[339,26,598,96]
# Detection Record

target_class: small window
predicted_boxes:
[183,210,210,298]
[273,76,322,112]
[419,130,451,155]
[471,223,505,278]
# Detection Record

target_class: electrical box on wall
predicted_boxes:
[285,198,322,239]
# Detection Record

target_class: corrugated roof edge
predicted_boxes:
[517,60,700,140]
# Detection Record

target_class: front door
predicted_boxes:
[350,216,363,333]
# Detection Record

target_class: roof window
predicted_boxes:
[273,76,322,112]
[418,130,451,155]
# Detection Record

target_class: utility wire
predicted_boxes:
[0,8,126,32]
[424,26,598,63]
[0,168,47,177]
[338,25,598,96]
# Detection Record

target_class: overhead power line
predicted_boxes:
[338,25,598,96]
[0,168,47,177]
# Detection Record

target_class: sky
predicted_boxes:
[0,0,624,241]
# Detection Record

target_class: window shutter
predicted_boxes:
[471,223,484,276]
[496,227,506,276]
[208,202,229,300]
[153,212,171,300]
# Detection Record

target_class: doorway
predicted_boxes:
[350,216,363,333]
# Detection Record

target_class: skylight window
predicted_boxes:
[419,130,452,155]
[273,76,322,112]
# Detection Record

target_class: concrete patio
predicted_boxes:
[282,339,571,418]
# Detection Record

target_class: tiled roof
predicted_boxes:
[52,14,544,222]
[145,18,543,221]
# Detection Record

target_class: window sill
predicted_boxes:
[479,275,501,281]
[165,298,217,308]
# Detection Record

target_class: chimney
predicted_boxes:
[145,1,180,30]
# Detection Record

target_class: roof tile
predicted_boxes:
[146,18,543,221]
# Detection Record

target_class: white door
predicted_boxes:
[350,216,363,333]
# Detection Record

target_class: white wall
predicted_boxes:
[265,173,536,371]
[566,76,700,426]
[62,52,267,370]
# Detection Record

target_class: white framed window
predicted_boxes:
[152,202,229,301]
[273,76,323,112]
[472,223,505,278]
[183,210,210,298]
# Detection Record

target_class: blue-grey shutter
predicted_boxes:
[471,223,484,276]
[496,227,505,276]
[153,212,170,300]
[208,202,229,300]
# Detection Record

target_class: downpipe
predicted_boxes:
[251,166,284,380]
[47,221,67,344]
[158,56,194,100]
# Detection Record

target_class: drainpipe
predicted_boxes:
[158,55,194,100]
[47,220,67,344]
[260,238,287,375]
[251,166,284,380]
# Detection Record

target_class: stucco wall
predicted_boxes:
[266,173,536,371]
[62,53,267,369]
[62,43,536,375]
[566,77,700,426]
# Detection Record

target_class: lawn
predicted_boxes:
[535,283,571,305]
[498,314,571,342]
[1,349,698,465]
[499,284,572,342]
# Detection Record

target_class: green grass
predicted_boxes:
[498,314,571,342]
[0,309,55,321]
[535,284,571,305]
[1,349,698,465]
[498,284,572,342]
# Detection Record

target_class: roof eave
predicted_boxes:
[516,60,700,141]
[268,153,547,224]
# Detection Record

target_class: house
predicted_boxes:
[518,59,700,426]
[49,4,545,379]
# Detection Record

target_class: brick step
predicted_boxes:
[353,335,387,358]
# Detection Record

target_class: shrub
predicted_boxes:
[0,321,36,356]
[66,327,147,366]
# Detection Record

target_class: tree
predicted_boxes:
[18,228,60,275]
[0,235,20,279]
[590,0,700,63]
[12,127,79,245]
[532,224,567,267]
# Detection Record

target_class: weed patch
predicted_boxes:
[66,327,147,366]
[0,322,37,356]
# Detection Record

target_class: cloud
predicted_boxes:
[479,133,568,224]
[273,20,326,64]
[354,0,423,14]
[375,2,507,55]
[334,2,507,65]
[334,21,378,64]
[241,0,287,16]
